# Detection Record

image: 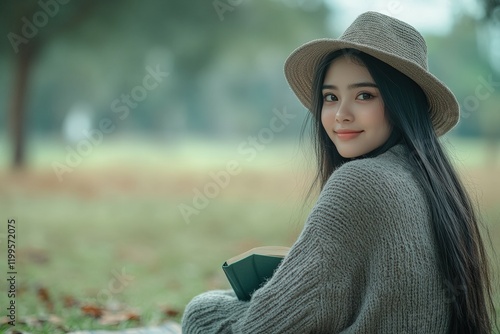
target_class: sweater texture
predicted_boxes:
[181,145,450,333]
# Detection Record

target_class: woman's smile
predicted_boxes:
[334,129,364,140]
[321,56,391,158]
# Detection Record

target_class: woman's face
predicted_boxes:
[321,56,391,158]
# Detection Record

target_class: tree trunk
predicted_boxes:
[10,44,37,169]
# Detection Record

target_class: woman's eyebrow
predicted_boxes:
[322,82,378,90]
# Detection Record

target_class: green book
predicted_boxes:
[222,246,290,301]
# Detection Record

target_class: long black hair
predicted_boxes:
[304,48,496,333]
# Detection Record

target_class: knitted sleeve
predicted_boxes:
[181,156,417,333]
[181,223,327,333]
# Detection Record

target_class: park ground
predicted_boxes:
[0,137,499,333]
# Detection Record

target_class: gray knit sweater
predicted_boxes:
[181,145,450,333]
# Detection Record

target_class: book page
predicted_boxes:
[226,246,290,265]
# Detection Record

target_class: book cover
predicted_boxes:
[222,246,289,301]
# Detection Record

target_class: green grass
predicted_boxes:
[0,137,499,333]
[1,194,307,333]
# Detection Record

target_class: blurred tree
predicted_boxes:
[480,0,500,18]
[477,0,500,163]
[0,1,99,168]
[426,16,492,137]
[0,0,332,168]
[425,6,499,167]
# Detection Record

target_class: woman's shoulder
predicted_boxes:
[320,146,425,207]
[312,145,428,233]
[324,144,419,199]
[311,144,427,238]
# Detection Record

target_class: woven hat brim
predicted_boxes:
[284,39,459,136]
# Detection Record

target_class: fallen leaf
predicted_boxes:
[81,304,104,318]
[63,295,79,308]
[162,306,180,317]
[126,312,141,322]
[98,310,141,325]
[36,286,54,312]
[15,314,67,331]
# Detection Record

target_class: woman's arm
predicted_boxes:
[181,221,327,333]
[181,160,392,333]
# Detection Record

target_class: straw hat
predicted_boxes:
[284,11,459,136]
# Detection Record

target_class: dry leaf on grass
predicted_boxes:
[14,314,67,332]
[161,306,180,317]
[36,286,54,312]
[63,295,79,308]
[98,310,141,325]
[81,304,105,318]
[81,303,141,326]
[17,283,178,332]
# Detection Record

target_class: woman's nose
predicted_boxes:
[335,102,353,123]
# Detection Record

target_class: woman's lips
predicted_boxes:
[335,130,363,140]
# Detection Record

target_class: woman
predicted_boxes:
[182,11,495,333]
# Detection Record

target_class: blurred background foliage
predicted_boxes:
[0,0,498,168]
[0,0,332,168]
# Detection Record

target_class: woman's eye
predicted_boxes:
[323,94,337,102]
[357,92,373,100]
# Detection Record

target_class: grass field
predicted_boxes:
[0,137,499,333]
